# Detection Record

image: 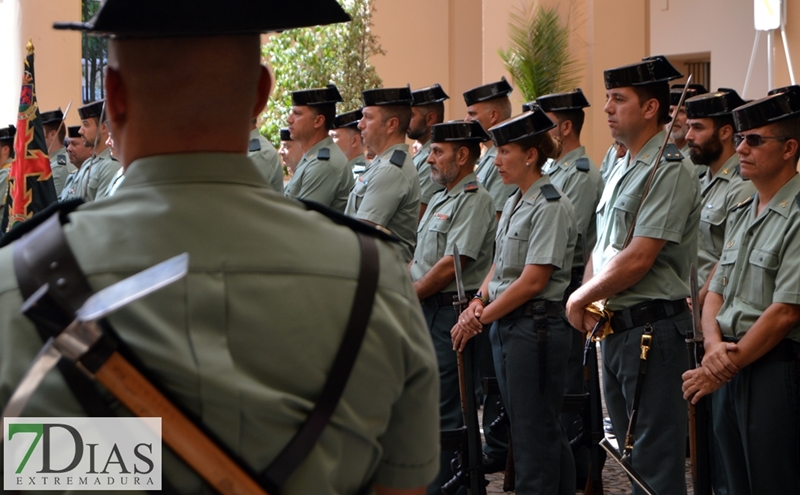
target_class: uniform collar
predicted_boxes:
[520,174,552,205]
[118,152,265,190]
[555,145,587,169]
[445,172,479,198]
[301,135,334,161]
[348,154,366,167]
[248,128,261,140]
[376,143,409,162]
[707,153,739,183]
[764,173,800,219]
[418,139,431,155]
[632,130,667,166]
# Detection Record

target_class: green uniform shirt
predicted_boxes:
[71,147,121,201]
[345,143,421,263]
[593,131,701,311]
[0,159,10,207]
[49,147,71,196]
[413,140,439,205]
[475,144,517,212]
[0,152,440,494]
[598,143,619,185]
[247,128,284,193]
[711,173,800,344]
[489,175,577,302]
[410,173,496,292]
[545,146,602,268]
[349,154,367,178]
[697,154,755,285]
[284,136,354,213]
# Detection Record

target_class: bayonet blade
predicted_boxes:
[78,252,189,322]
[452,244,468,307]
[601,437,659,495]
[1,338,61,421]
[689,263,702,342]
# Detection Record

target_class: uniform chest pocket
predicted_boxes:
[746,248,779,308]
[505,228,531,269]
[421,218,452,263]
[611,193,639,248]
[699,208,727,254]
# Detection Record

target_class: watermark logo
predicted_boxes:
[4,417,161,491]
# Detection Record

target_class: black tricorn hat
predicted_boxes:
[767,85,800,97]
[411,84,449,106]
[53,0,350,37]
[733,88,800,132]
[334,109,363,129]
[279,128,292,141]
[488,108,555,147]
[431,120,490,143]
[685,88,745,119]
[41,108,64,126]
[67,125,81,138]
[362,86,413,107]
[670,83,708,106]
[0,125,16,143]
[78,100,104,120]
[463,77,513,107]
[604,55,683,89]
[533,88,590,113]
[292,84,344,107]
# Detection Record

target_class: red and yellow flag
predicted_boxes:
[1,40,57,232]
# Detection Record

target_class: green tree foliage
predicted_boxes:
[261,0,384,145]
[499,2,582,102]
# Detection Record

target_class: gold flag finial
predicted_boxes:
[26,39,34,54]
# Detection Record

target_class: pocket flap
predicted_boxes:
[613,193,640,214]
[749,248,779,269]
[701,207,726,227]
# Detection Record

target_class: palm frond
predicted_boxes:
[499,1,583,102]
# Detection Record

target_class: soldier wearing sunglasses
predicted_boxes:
[683,85,800,495]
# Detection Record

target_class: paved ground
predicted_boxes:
[480,343,695,494]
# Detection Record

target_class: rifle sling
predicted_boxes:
[11,202,381,494]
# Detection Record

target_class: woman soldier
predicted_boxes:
[452,107,578,494]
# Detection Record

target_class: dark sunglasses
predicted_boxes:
[734,133,790,147]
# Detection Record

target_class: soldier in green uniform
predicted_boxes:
[683,85,800,495]
[566,56,701,495]
[453,107,577,494]
[72,100,122,201]
[530,88,603,487]
[0,126,14,226]
[278,127,302,178]
[248,117,284,192]
[330,109,367,176]
[347,86,421,262]
[0,1,439,494]
[285,84,354,212]
[41,108,72,196]
[409,120,496,494]
[409,84,448,219]
[598,140,627,184]
[464,77,517,220]
[684,88,754,298]
[60,126,91,201]
[669,83,708,176]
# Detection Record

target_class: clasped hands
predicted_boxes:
[682,340,740,404]
[451,300,484,352]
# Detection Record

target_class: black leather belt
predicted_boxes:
[505,300,564,319]
[722,336,800,362]
[422,291,476,308]
[609,299,687,333]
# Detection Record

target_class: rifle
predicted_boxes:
[688,264,712,495]
[442,245,487,495]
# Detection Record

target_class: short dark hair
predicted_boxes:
[43,122,67,143]
[632,82,670,126]
[310,103,336,131]
[771,115,800,165]
[711,115,735,142]
[447,141,481,164]
[554,109,585,137]
[1,142,14,159]
[379,105,412,136]
[421,102,445,124]
[486,97,512,121]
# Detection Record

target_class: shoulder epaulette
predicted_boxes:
[299,198,400,243]
[248,138,261,152]
[317,147,330,161]
[57,155,67,166]
[390,150,406,167]
[732,194,755,212]
[0,199,84,248]
[663,143,683,161]
[464,181,479,193]
[540,183,561,201]
[575,157,590,172]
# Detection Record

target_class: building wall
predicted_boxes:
[0,0,23,128]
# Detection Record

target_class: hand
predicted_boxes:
[451,301,484,352]
[686,296,692,312]
[682,367,724,404]
[566,295,602,334]
[701,340,739,382]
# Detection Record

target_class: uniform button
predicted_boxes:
[759,257,763,261]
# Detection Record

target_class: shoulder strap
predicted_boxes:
[540,183,561,201]
[249,138,261,152]
[317,147,331,161]
[390,149,406,166]
[663,143,683,161]
[575,157,590,172]
[261,230,380,492]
